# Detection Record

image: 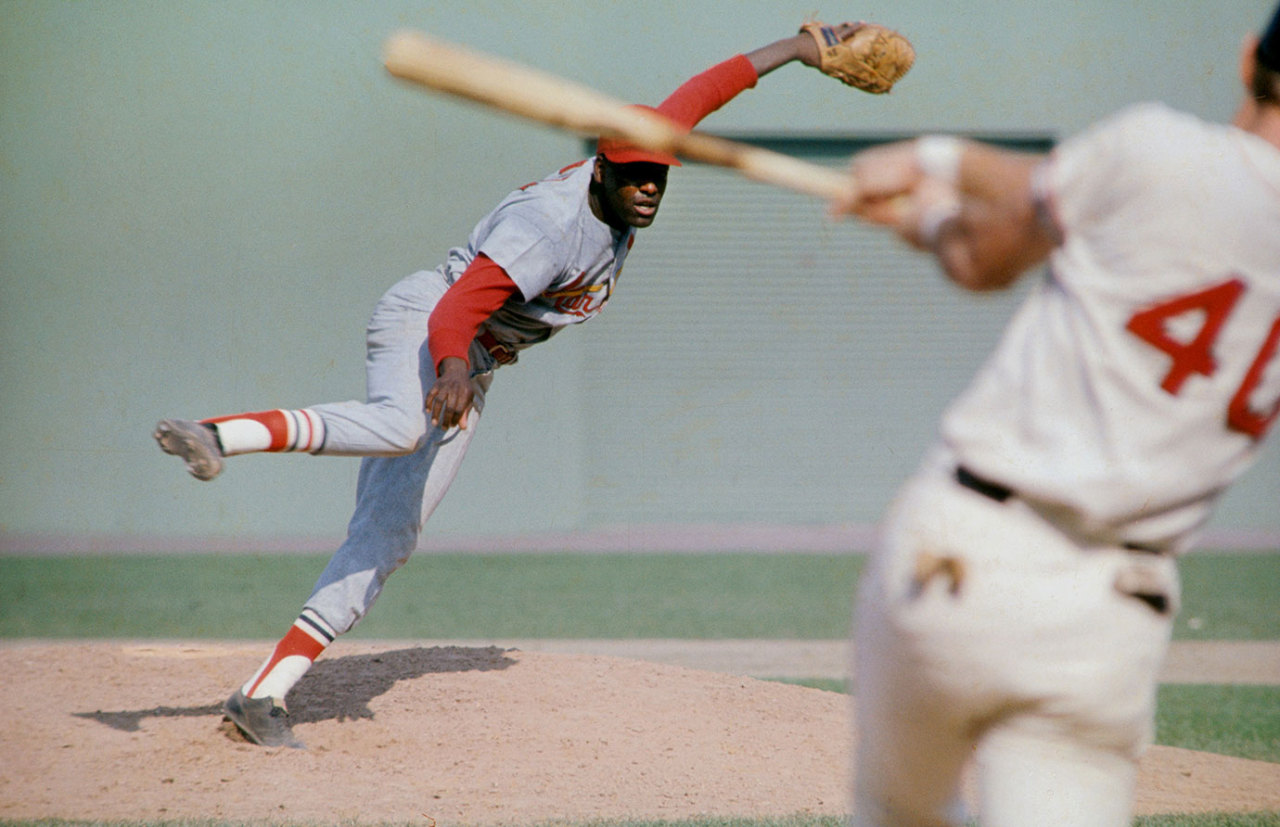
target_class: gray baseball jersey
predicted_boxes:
[441,159,635,355]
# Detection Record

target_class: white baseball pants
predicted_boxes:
[852,464,1178,827]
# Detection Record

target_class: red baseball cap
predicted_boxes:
[596,105,683,167]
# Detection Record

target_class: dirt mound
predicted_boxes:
[0,642,1276,825]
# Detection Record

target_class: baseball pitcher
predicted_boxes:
[153,20,912,749]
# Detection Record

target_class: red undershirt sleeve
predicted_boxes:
[428,57,756,374]
[427,254,522,373]
[655,54,759,129]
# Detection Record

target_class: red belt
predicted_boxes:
[476,329,517,365]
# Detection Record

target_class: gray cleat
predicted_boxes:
[223,689,304,748]
[154,418,224,481]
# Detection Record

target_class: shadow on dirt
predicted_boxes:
[74,644,517,732]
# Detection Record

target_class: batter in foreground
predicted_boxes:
[832,4,1280,825]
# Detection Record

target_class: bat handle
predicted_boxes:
[737,148,858,202]
[677,132,858,202]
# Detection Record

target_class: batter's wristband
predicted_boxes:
[1029,161,1063,244]
[917,200,961,249]
[916,135,963,184]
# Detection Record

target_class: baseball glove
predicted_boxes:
[800,21,915,94]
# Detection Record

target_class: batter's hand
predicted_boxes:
[833,140,925,222]
[426,357,474,430]
[887,176,961,251]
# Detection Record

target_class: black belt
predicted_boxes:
[955,465,1012,502]
[953,465,1164,554]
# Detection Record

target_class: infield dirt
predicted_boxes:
[1,640,1278,826]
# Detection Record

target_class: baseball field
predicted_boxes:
[1,550,1277,826]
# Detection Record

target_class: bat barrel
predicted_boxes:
[383,30,857,203]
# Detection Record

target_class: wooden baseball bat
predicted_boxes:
[383,30,857,202]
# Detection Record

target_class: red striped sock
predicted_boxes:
[242,609,336,700]
[203,409,325,456]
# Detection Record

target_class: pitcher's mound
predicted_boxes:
[0,642,1276,825]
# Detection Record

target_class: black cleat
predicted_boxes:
[223,689,304,748]
[154,418,225,481]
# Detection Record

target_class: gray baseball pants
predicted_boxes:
[302,268,495,635]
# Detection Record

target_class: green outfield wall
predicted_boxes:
[2,0,1275,551]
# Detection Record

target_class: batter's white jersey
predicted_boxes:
[441,159,634,355]
[938,103,1280,550]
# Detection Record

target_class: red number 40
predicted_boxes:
[1126,278,1280,439]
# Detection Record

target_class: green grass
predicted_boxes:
[1176,553,1280,639]
[1155,685,1280,763]
[1,551,1277,640]
[0,552,865,639]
